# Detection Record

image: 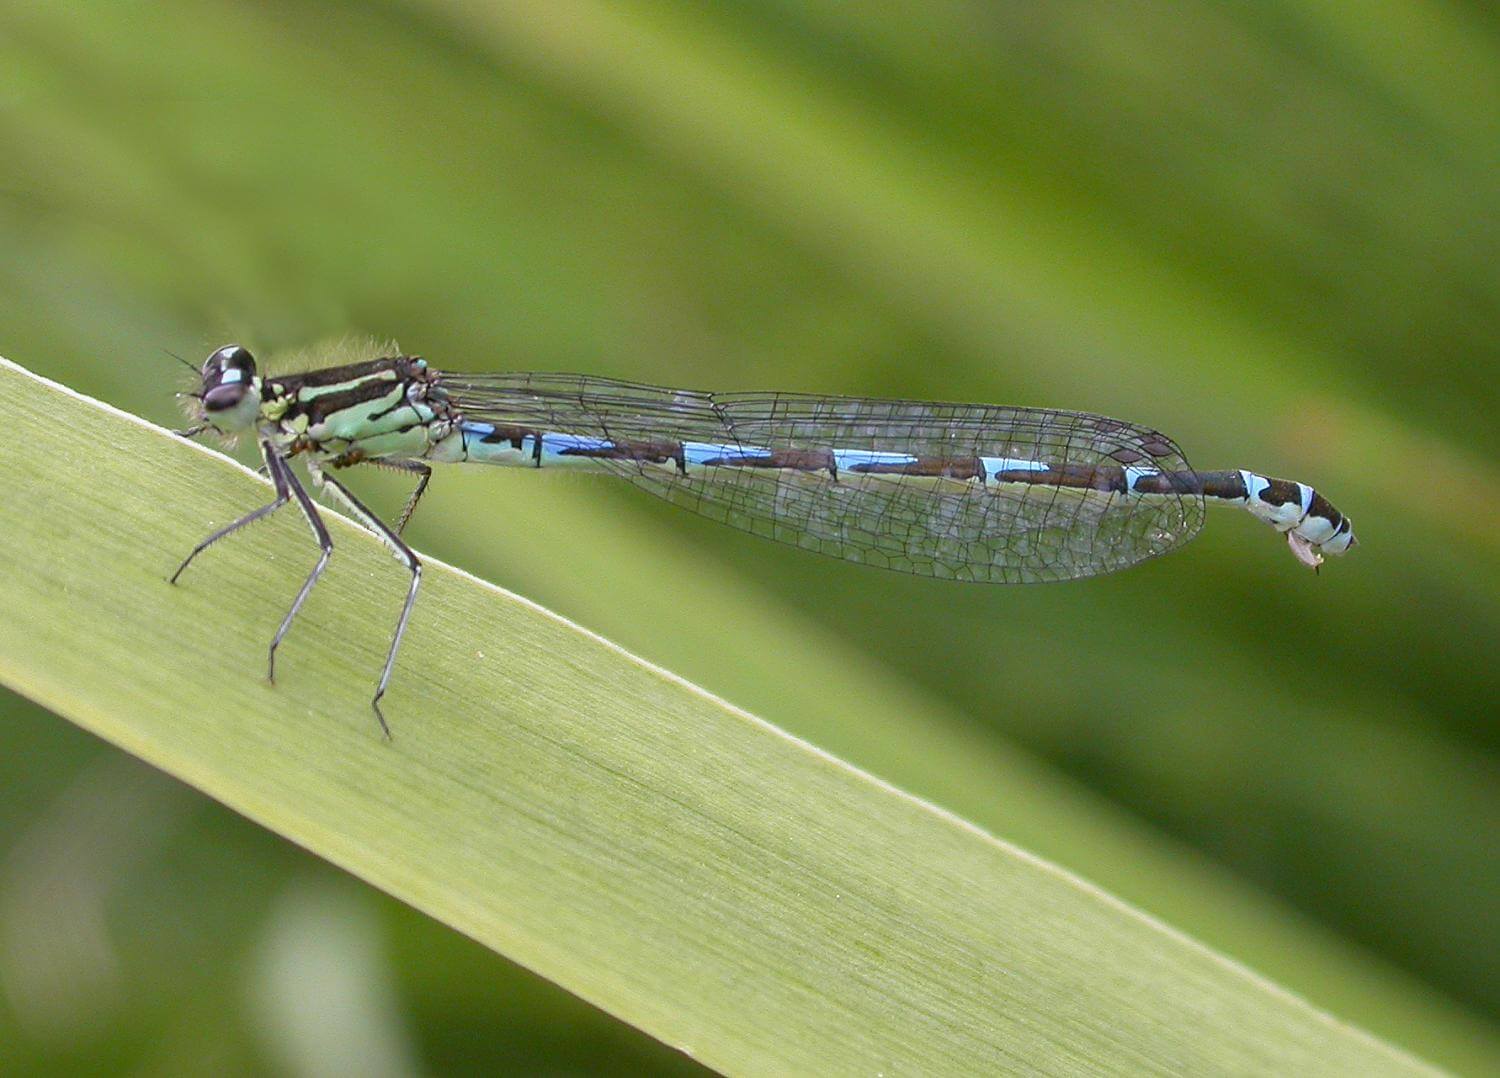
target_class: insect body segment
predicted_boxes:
[173,344,1355,732]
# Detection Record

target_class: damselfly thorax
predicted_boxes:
[173,344,1355,735]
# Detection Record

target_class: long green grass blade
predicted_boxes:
[0,356,1432,1074]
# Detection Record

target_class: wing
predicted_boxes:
[438,372,1205,583]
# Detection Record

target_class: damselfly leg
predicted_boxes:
[170,439,291,584]
[171,440,339,711]
[313,465,421,738]
[386,459,433,536]
[269,452,334,693]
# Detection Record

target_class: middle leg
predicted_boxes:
[315,469,422,738]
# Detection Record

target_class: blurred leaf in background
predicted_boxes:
[0,0,1496,1072]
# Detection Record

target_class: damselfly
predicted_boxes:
[173,344,1356,734]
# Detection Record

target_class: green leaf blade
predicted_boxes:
[0,357,1432,1075]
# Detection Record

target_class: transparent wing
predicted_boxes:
[439,372,1205,582]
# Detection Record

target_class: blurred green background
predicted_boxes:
[1,1,1496,1073]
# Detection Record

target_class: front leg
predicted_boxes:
[171,439,291,583]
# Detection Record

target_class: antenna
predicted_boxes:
[163,348,199,374]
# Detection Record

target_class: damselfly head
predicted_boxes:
[195,344,262,433]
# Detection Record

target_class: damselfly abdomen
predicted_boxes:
[173,345,1355,735]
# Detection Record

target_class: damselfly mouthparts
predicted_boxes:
[173,344,1355,735]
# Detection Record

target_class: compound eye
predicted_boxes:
[204,344,256,379]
